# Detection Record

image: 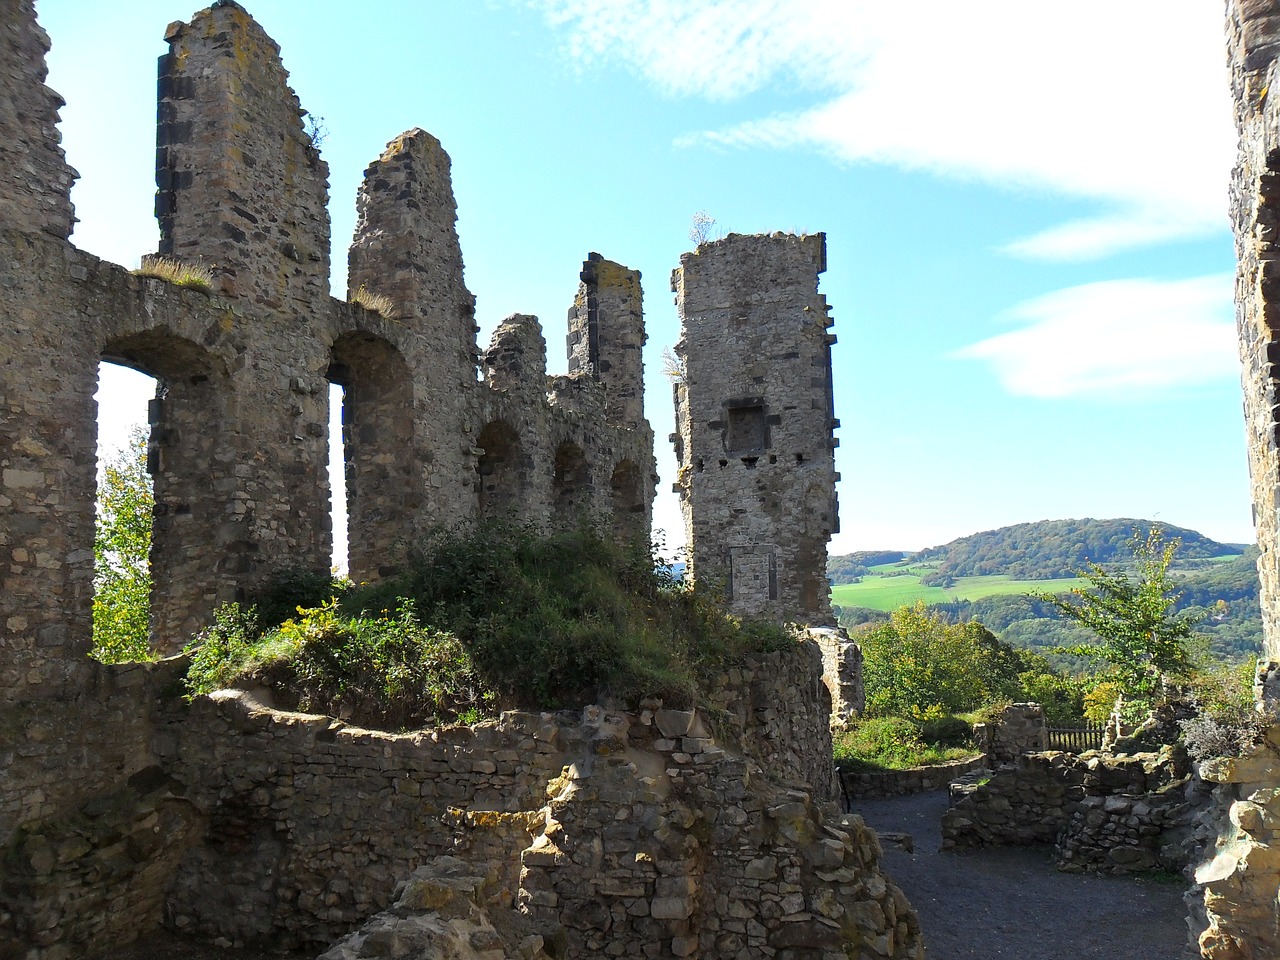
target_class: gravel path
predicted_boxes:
[852,790,1197,960]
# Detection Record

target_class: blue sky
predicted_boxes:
[41,0,1249,559]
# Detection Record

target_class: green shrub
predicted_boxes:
[1180,657,1274,761]
[842,716,924,765]
[183,524,795,726]
[246,568,350,632]
[918,712,973,747]
[91,427,154,663]
[186,599,493,730]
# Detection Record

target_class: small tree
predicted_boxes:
[1032,527,1198,703]
[688,210,717,245]
[859,601,1024,717]
[92,426,153,662]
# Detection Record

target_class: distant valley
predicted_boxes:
[828,518,1261,666]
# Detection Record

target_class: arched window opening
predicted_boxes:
[553,441,591,520]
[328,333,414,583]
[476,421,523,520]
[93,361,158,663]
[610,459,646,543]
[101,331,228,655]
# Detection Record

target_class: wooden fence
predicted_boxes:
[1046,724,1104,753]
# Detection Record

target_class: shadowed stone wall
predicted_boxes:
[1196,5,1280,958]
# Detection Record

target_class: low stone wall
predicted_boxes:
[941,746,1197,875]
[841,755,987,802]
[974,702,1048,766]
[2,637,918,959]
[0,660,186,956]
[702,640,840,803]
[157,692,567,949]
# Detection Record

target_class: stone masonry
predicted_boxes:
[1199,4,1280,958]
[0,642,923,960]
[0,2,886,958]
[671,233,840,625]
[1,0,655,665]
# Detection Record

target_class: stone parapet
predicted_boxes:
[941,746,1198,877]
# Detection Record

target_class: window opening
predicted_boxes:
[92,361,157,662]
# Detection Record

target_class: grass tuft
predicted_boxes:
[134,256,213,293]
[350,284,398,321]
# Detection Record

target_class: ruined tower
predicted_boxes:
[671,233,839,624]
[565,254,653,541]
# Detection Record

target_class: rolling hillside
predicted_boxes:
[828,518,1261,664]
[830,518,1243,584]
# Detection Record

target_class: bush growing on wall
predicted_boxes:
[184,523,795,726]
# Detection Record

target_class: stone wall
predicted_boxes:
[1,0,655,663]
[976,702,1049,767]
[0,0,77,241]
[1,641,922,960]
[671,233,839,626]
[810,626,864,727]
[941,747,1197,875]
[1193,730,1280,959]
[1202,5,1280,955]
[841,756,987,802]
[1227,0,1280,665]
[0,4,878,957]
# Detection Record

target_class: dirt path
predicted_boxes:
[853,790,1197,960]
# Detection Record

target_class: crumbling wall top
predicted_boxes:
[156,0,330,312]
[0,0,78,240]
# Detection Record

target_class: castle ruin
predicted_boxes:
[0,3,904,958]
[671,233,840,626]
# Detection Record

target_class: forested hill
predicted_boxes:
[887,518,1242,580]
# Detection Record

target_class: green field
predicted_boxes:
[830,571,1086,612]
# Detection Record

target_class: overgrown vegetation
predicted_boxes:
[833,715,975,771]
[186,599,491,729]
[1030,528,1199,708]
[134,256,213,293]
[184,523,794,728]
[91,427,154,663]
[1179,657,1274,761]
[834,601,1086,772]
[857,602,1083,723]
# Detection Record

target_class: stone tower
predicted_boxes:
[671,232,839,624]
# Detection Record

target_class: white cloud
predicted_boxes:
[953,274,1237,398]
[532,0,1235,260]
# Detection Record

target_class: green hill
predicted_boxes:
[828,518,1243,584]
[828,520,1261,666]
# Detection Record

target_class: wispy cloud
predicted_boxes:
[531,0,1234,260]
[953,275,1237,398]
